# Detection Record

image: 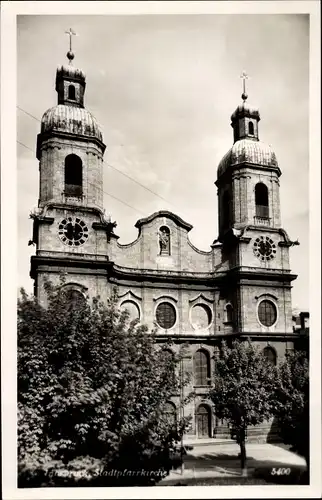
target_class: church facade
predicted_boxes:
[29,50,300,441]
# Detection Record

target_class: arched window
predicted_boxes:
[164,401,177,428]
[62,288,86,311]
[258,300,277,327]
[158,226,170,256]
[222,190,231,230]
[255,183,269,219]
[68,85,76,100]
[194,349,210,386]
[248,121,254,135]
[263,346,277,366]
[156,302,176,329]
[65,154,83,197]
[225,304,234,323]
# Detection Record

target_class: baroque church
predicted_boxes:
[29,46,300,441]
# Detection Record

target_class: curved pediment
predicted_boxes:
[153,294,178,303]
[118,289,142,302]
[189,293,214,304]
[255,293,278,301]
[135,210,193,232]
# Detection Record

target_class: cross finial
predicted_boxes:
[65,28,76,63]
[240,70,249,102]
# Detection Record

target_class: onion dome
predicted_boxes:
[40,104,103,142]
[217,139,278,178]
[217,78,279,178]
[36,45,105,159]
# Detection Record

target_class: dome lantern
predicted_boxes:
[216,72,280,180]
[36,35,105,160]
[55,29,86,108]
[230,71,261,144]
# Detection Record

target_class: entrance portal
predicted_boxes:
[197,404,211,438]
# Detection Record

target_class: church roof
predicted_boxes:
[231,102,260,122]
[56,64,86,84]
[217,138,278,178]
[40,104,103,143]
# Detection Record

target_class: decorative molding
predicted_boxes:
[59,281,88,291]
[118,289,142,302]
[189,293,214,304]
[255,293,278,301]
[153,294,178,303]
[135,210,193,232]
[36,129,106,160]
[92,221,118,242]
[186,237,212,255]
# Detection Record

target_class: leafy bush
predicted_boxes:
[18,281,191,486]
[275,350,309,473]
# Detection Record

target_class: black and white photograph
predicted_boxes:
[1,1,321,498]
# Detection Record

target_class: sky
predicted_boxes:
[17,13,309,311]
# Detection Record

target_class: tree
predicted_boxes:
[275,350,309,478]
[209,340,278,475]
[18,281,191,486]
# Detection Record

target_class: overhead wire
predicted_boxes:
[16,139,146,216]
[17,105,177,210]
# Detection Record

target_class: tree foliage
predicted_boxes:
[18,281,190,486]
[209,340,278,472]
[275,350,309,464]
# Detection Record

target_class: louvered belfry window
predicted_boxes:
[65,154,83,197]
[194,350,210,386]
[156,302,176,329]
[255,183,269,218]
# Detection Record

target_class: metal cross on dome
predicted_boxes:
[65,28,76,52]
[240,70,249,102]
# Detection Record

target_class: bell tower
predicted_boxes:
[216,72,282,241]
[215,73,298,350]
[30,32,115,303]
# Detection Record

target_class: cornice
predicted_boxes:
[36,130,106,160]
[30,254,112,279]
[112,264,214,284]
[215,162,282,186]
[153,331,301,342]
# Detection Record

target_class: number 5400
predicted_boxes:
[271,467,291,475]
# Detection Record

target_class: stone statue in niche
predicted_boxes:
[158,226,170,255]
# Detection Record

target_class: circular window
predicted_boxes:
[258,300,277,327]
[156,302,176,329]
[191,304,212,329]
[120,300,140,321]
